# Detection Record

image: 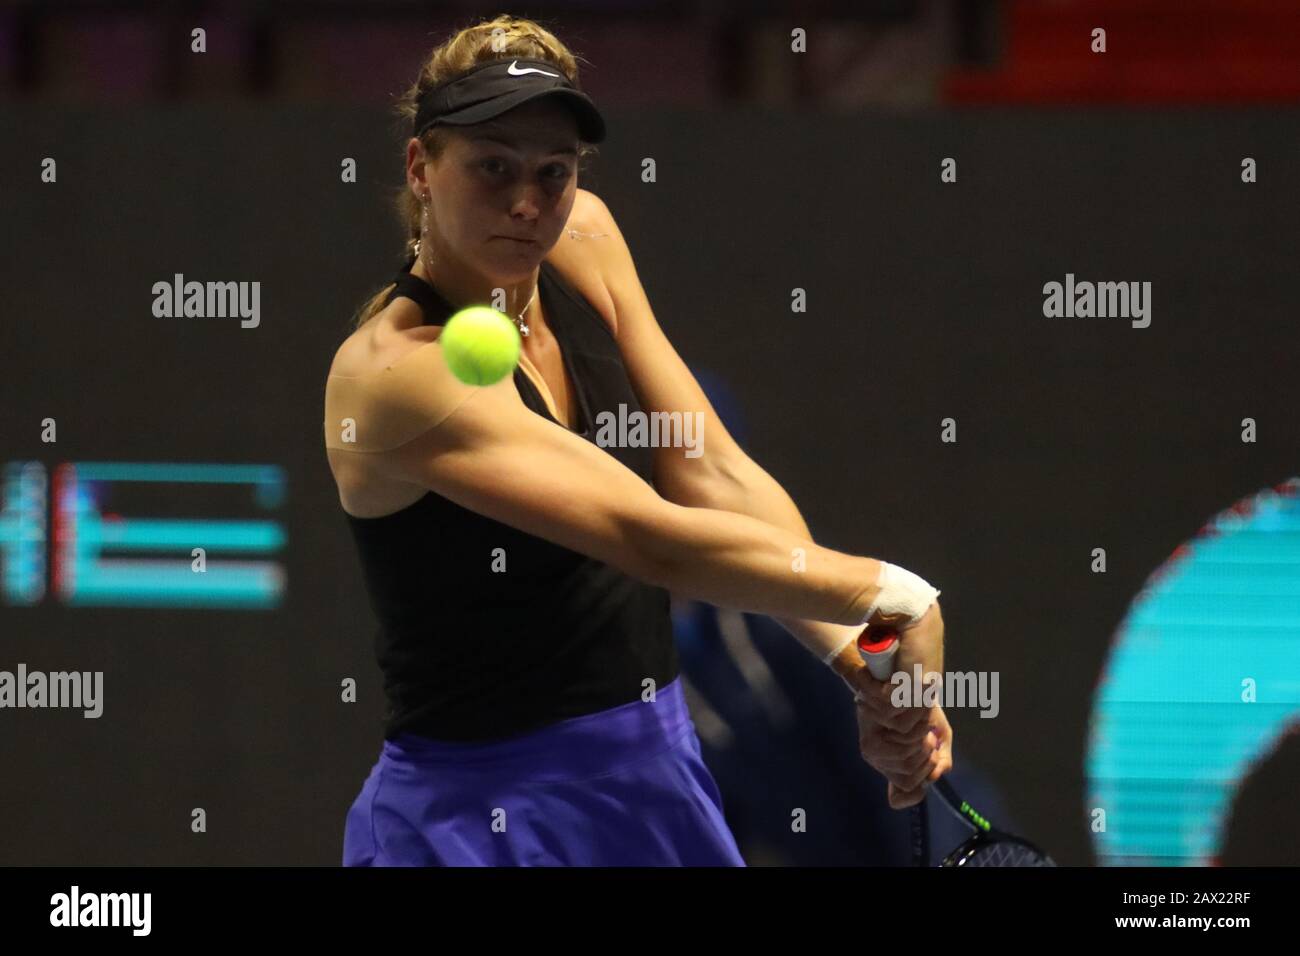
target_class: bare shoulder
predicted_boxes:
[329,297,443,380]
[547,187,621,337]
[569,186,608,230]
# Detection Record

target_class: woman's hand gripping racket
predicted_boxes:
[858,631,1056,867]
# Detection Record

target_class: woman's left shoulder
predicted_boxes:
[546,188,620,337]
[570,187,611,227]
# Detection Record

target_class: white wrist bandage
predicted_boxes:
[861,561,940,627]
[821,561,941,667]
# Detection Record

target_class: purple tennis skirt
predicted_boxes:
[342,676,745,866]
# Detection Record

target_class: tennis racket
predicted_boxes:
[858,631,1056,867]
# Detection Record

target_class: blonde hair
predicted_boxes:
[349,14,598,331]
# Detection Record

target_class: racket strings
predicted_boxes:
[951,838,1055,867]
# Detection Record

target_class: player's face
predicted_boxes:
[429,99,580,280]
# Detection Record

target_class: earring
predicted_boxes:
[413,193,430,260]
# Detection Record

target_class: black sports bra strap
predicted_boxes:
[384,262,454,326]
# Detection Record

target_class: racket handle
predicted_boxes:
[857,629,900,680]
[857,628,930,866]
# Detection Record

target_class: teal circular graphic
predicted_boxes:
[1086,477,1300,865]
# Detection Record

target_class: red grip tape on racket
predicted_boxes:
[857,629,901,679]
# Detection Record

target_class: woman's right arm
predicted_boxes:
[355,363,883,629]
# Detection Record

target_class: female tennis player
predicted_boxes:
[325,15,952,866]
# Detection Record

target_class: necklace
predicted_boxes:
[511,284,536,338]
[414,239,535,337]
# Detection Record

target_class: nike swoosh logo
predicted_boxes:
[507,60,560,78]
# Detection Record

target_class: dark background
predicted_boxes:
[3,105,1296,864]
[2,1,1299,866]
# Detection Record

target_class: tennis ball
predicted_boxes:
[439,306,522,386]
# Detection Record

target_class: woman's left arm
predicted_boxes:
[577,192,917,679]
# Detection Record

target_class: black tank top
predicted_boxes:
[345,256,679,742]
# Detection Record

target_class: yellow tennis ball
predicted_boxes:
[439,306,522,386]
